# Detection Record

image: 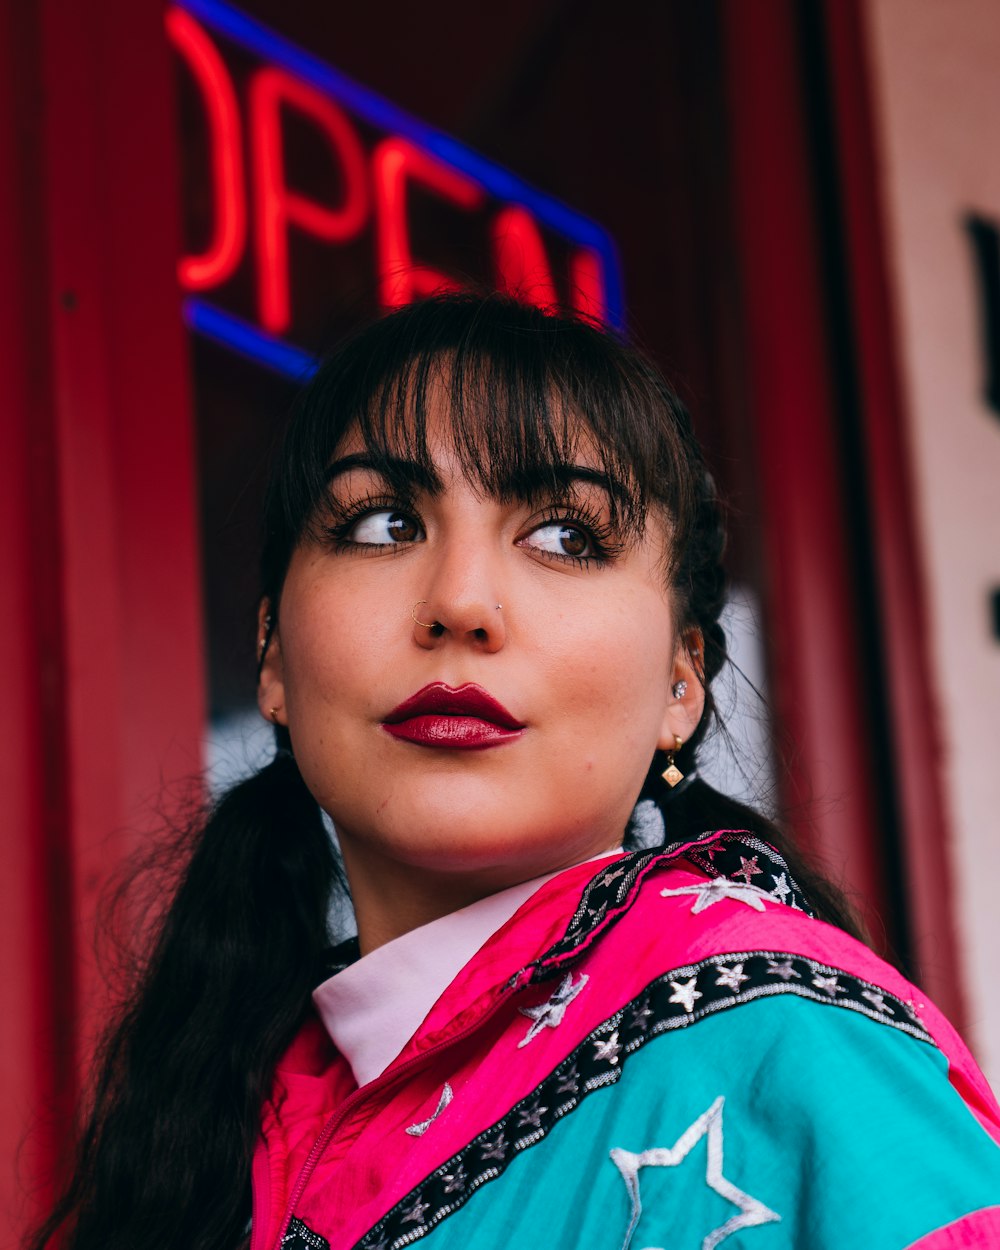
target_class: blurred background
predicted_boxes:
[3,0,999,1239]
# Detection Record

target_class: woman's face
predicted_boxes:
[259,387,704,943]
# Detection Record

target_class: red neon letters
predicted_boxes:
[492,205,557,309]
[168,9,607,333]
[165,8,246,289]
[249,68,369,333]
[373,138,483,308]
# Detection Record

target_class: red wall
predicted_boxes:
[0,2,204,1241]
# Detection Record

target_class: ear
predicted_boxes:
[256,598,287,727]
[656,629,706,751]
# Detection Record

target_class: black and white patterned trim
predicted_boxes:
[353,949,931,1249]
[326,832,813,991]
[685,832,816,917]
[283,1216,330,1249]
[523,829,727,982]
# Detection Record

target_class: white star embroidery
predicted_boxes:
[593,1029,622,1065]
[732,855,761,884]
[517,1094,548,1129]
[517,973,589,1047]
[714,962,749,993]
[770,872,791,904]
[610,1096,780,1249]
[400,1195,431,1224]
[405,1082,453,1137]
[811,973,845,997]
[861,988,894,1015]
[669,976,703,1014]
[660,877,771,913]
[480,1130,507,1161]
[441,1164,466,1193]
[555,1063,579,1094]
[765,958,800,981]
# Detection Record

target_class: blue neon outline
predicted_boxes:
[183,298,318,380]
[173,0,624,346]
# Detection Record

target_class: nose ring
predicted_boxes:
[411,600,438,629]
[412,601,503,628]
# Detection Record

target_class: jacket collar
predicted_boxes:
[520,826,814,986]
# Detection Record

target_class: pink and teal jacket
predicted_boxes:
[251,830,1000,1250]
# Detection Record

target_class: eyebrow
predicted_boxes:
[324,453,630,511]
[501,464,632,512]
[325,454,442,494]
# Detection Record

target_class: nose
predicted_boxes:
[411,543,507,653]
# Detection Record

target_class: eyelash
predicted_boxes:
[320,493,624,566]
[521,503,623,568]
[321,492,419,554]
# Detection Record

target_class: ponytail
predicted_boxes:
[30,754,342,1250]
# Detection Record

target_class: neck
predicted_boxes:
[338,838,622,955]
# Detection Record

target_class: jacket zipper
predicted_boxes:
[267,973,530,1250]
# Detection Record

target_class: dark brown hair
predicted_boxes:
[32,293,859,1250]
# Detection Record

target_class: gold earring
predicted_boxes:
[662,735,684,788]
[269,707,281,725]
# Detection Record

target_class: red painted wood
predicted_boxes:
[0,0,206,1239]
[39,0,206,1067]
[822,0,964,1027]
[0,6,77,1239]
[719,0,891,936]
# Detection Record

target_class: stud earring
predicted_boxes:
[258,613,274,662]
[671,680,688,699]
[269,707,281,725]
[662,735,684,788]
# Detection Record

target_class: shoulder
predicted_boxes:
[558,837,1000,1142]
[544,843,1000,1247]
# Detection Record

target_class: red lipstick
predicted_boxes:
[382,683,525,750]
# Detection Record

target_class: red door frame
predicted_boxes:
[822,0,964,1026]
[721,0,891,926]
[0,0,205,1238]
[719,0,962,1025]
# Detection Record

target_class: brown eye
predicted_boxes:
[349,509,423,545]
[523,521,593,559]
[385,512,419,542]
[557,526,588,556]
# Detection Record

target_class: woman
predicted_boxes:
[34,295,1000,1250]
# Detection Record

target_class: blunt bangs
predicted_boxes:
[262,294,702,600]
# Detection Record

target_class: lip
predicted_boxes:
[382,682,525,750]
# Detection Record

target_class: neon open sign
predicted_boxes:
[167,0,624,379]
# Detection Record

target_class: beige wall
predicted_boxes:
[864,0,1000,1088]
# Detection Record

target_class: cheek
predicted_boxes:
[553,591,675,731]
[280,580,386,714]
